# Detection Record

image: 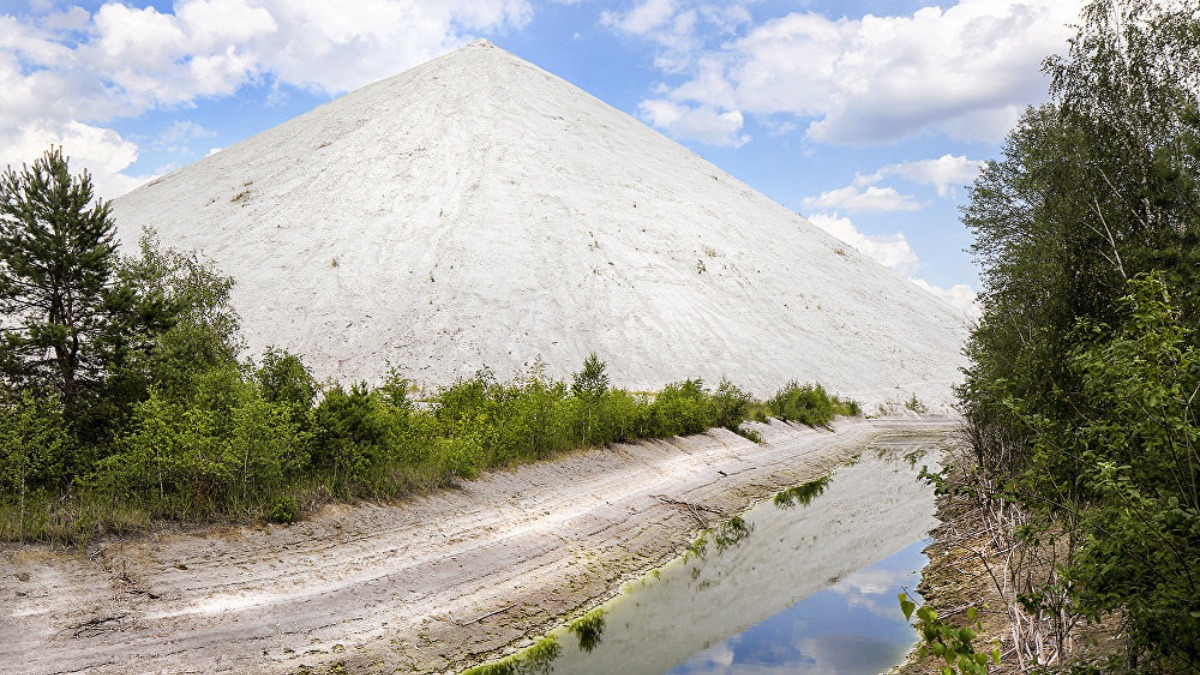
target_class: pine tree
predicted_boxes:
[0,147,119,413]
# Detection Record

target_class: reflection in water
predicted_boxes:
[665,541,928,674]
[464,442,941,675]
[462,636,561,675]
[569,609,607,653]
[772,474,832,508]
[686,516,756,562]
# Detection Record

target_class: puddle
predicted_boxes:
[467,439,942,675]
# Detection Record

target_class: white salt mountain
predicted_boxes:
[112,40,966,407]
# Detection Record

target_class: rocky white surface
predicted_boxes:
[112,40,967,407]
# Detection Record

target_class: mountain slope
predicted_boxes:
[112,40,966,406]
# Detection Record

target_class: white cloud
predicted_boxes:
[802,185,923,214]
[858,154,985,198]
[156,120,218,152]
[601,1,751,74]
[808,212,980,320]
[0,120,147,199]
[618,0,1082,145]
[601,0,678,35]
[639,98,749,147]
[807,212,921,276]
[0,0,532,199]
[910,278,981,321]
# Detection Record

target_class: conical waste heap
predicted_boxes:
[112,40,966,407]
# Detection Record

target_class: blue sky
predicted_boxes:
[0,0,1084,314]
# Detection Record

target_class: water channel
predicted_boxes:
[470,434,943,675]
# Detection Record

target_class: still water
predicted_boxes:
[475,437,942,675]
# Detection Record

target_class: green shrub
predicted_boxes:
[270,495,298,524]
[312,383,393,493]
[711,377,753,431]
[765,381,858,427]
[647,379,716,437]
[256,347,317,410]
[0,391,70,537]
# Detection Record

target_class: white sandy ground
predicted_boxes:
[110,40,968,409]
[0,417,958,675]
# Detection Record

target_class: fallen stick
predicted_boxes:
[462,604,516,626]
[651,495,713,528]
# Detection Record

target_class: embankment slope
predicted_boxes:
[1,417,957,674]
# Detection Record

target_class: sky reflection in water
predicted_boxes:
[532,448,940,675]
[665,540,928,675]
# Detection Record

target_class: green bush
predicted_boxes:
[765,381,857,427]
[312,383,394,494]
[256,347,317,410]
[0,391,70,536]
[1,329,861,540]
[646,379,716,437]
[711,377,753,431]
[270,495,298,525]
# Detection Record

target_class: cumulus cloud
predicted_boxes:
[910,278,980,321]
[858,154,986,198]
[807,212,921,276]
[639,98,749,147]
[611,0,1081,145]
[807,212,980,320]
[0,0,532,199]
[602,1,751,73]
[802,186,923,214]
[601,0,678,35]
[0,120,148,198]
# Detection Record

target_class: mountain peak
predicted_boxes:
[112,42,966,407]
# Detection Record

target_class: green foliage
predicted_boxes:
[646,379,716,437]
[1017,276,1200,669]
[0,148,119,415]
[901,595,999,674]
[312,383,393,494]
[570,352,609,398]
[734,427,763,444]
[957,0,1200,667]
[905,394,927,414]
[961,0,1200,474]
[711,377,753,431]
[96,231,240,440]
[93,362,308,519]
[0,391,70,538]
[766,380,858,427]
[270,495,298,525]
[256,347,317,410]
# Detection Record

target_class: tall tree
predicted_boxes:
[0,148,119,413]
[962,0,1200,473]
[958,0,1200,668]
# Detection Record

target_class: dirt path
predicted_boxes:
[1,416,958,675]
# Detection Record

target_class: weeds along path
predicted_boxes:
[1,416,958,675]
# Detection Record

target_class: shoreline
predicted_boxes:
[1,416,959,675]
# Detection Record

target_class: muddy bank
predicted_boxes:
[1,417,958,675]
